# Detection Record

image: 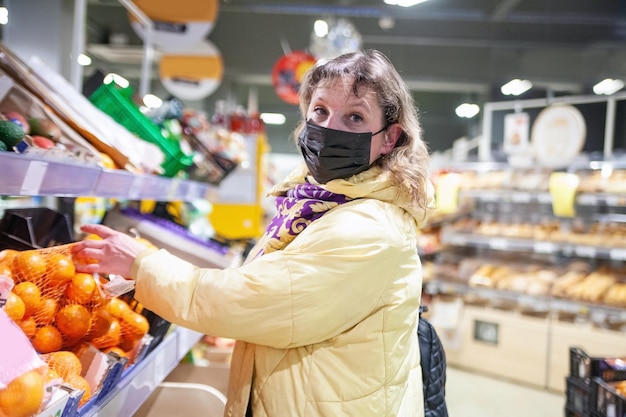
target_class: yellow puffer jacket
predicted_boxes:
[131,165,429,417]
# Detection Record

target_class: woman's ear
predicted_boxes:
[380,124,402,154]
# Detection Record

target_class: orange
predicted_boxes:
[120,311,150,339]
[118,335,140,353]
[32,325,63,354]
[55,304,92,340]
[45,252,75,290]
[0,370,45,417]
[4,292,25,322]
[89,309,113,339]
[12,250,47,284]
[12,281,42,318]
[33,297,58,326]
[0,262,12,280]
[17,317,37,339]
[106,297,131,318]
[66,273,96,304]
[44,367,62,383]
[0,249,18,264]
[84,234,102,241]
[91,318,121,349]
[65,374,91,407]
[43,350,82,380]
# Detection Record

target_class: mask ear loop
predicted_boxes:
[372,124,390,136]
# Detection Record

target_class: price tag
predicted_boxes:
[128,175,145,200]
[511,192,532,203]
[610,249,626,261]
[445,234,467,246]
[549,172,579,217]
[435,173,462,214]
[605,195,624,207]
[488,238,509,250]
[20,161,48,195]
[577,194,598,206]
[534,241,556,254]
[575,246,597,258]
[473,320,499,345]
[166,178,180,201]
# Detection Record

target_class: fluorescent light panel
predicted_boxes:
[501,79,532,96]
[260,113,286,125]
[455,103,480,118]
[384,0,429,6]
[593,78,624,95]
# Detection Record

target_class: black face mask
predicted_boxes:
[298,121,388,184]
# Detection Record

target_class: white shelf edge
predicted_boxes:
[82,326,203,417]
[0,152,215,201]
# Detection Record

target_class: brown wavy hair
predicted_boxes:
[294,49,431,211]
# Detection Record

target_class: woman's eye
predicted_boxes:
[313,107,327,116]
[348,114,363,123]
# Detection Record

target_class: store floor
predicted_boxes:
[446,366,564,417]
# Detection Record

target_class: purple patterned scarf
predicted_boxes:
[257,183,350,256]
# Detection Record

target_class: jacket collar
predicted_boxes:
[270,162,431,229]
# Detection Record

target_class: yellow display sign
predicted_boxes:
[435,173,462,214]
[549,172,579,218]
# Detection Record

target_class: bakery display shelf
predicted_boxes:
[441,230,626,261]
[424,279,626,320]
[0,152,215,201]
[461,189,626,208]
[80,326,203,417]
[460,189,553,205]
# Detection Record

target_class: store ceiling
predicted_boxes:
[84,0,626,153]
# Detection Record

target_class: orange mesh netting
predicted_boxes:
[0,245,149,357]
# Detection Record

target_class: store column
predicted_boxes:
[4,0,79,81]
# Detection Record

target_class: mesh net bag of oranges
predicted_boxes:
[0,241,151,415]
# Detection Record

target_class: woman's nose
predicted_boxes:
[322,114,341,130]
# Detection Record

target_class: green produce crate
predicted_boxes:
[89,83,193,177]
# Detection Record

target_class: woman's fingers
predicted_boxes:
[80,223,117,239]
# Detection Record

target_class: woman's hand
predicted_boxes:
[71,224,150,278]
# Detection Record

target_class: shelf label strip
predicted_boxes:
[20,161,48,195]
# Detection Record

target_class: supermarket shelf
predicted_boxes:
[441,230,626,261]
[424,279,626,320]
[461,189,626,207]
[0,152,215,201]
[81,326,203,417]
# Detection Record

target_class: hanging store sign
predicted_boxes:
[129,0,219,49]
[159,40,223,101]
[271,51,317,105]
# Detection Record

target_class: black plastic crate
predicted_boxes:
[590,377,626,417]
[567,376,592,416]
[0,207,73,250]
[570,347,626,382]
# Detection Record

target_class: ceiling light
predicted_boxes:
[455,103,480,118]
[501,79,533,96]
[260,113,286,125]
[0,8,8,25]
[314,20,329,37]
[103,73,129,89]
[593,78,624,95]
[77,54,92,66]
[378,16,395,30]
[384,0,429,6]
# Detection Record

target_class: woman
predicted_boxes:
[72,49,433,417]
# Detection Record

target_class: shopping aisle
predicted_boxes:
[446,366,564,417]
